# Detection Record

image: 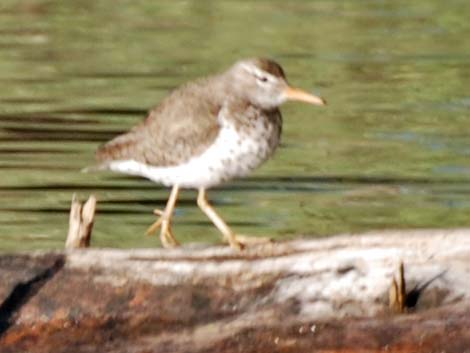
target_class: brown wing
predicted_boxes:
[96,78,222,168]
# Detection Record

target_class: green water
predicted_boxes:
[1,0,470,251]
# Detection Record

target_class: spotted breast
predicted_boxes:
[107,103,282,188]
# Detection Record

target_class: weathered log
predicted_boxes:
[1,229,470,353]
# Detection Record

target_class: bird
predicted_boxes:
[93,58,326,250]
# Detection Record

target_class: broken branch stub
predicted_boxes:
[389,261,407,313]
[65,194,96,249]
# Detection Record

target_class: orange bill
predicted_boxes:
[284,86,326,106]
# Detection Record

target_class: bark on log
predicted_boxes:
[1,229,469,353]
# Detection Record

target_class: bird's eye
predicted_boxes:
[257,76,268,83]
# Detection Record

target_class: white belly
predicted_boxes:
[107,114,280,189]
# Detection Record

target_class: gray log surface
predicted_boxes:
[1,229,469,353]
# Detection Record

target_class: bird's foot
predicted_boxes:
[146,209,180,248]
[145,209,164,235]
[160,219,180,248]
[226,234,273,250]
[227,236,245,251]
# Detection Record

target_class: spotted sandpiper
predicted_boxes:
[94,58,325,250]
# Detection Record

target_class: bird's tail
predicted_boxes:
[81,162,111,173]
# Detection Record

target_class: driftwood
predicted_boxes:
[65,194,96,249]
[1,229,470,353]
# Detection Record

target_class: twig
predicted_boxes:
[65,194,96,249]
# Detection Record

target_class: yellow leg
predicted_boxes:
[146,185,180,248]
[197,188,244,250]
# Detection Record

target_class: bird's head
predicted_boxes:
[228,58,326,110]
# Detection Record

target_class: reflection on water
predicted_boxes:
[1,0,470,251]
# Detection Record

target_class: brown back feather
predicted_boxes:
[96,77,223,168]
